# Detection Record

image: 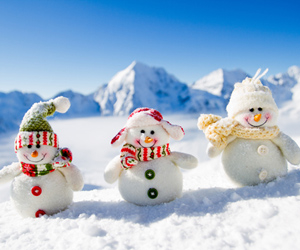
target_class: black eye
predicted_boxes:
[36,144,40,149]
[249,108,255,112]
[150,130,155,135]
[140,130,145,134]
[258,107,263,111]
[27,145,32,149]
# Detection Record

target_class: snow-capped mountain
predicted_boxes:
[192,66,299,108]
[276,66,300,116]
[1,63,300,133]
[94,61,193,115]
[53,90,100,118]
[0,91,43,133]
[192,68,248,99]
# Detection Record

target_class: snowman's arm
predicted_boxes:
[207,135,236,158]
[169,152,198,169]
[206,144,223,158]
[104,155,122,184]
[271,132,300,165]
[58,164,84,191]
[0,162,22,184]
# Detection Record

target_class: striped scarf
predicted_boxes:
[21,148,72,177]
[120,143,171,169]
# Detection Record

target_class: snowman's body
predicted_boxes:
[0,97,84,217]
[118,155,183,205]
[222,138,287,186]
[1,157,83,217]
[11,168,74,217]
[105,108,198,205]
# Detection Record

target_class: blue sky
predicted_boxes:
[0,0,299,99]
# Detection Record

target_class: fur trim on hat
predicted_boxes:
[160,120,185,141]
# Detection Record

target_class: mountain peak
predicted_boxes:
[126,61,151,72]
[94,61,190,115]
[192,68,247,98]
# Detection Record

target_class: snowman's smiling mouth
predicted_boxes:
[246,118,268,127]
[24,154,47,163]
[138,140,157,148]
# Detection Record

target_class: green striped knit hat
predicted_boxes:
[15,96,70,152]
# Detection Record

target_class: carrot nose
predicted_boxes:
[254,114,261,122]
[144,136,154,143]
[31,150,39,158]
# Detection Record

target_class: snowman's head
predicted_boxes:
[234,106,278,128]
[111,108,185,147]
[226,68,279,128]
[14,96,71,163]
[16,145,57,164]
[126,124,170,148]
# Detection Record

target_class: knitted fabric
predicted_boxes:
[14,131,58,152]
[226,69,278,119]
[21,148,72,177]
[20,102,56,132]
[198,114,280,149]
[120,143,171,169]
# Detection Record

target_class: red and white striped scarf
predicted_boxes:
[21,148,72,177]
[120,143,171,169]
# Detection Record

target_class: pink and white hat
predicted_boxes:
[111,108,185,147]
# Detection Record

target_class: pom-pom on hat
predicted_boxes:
[14,96,70,152]
[111,107,185,147]
[226,68,279,118]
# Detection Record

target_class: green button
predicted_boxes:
[147,188,158,199]
[145,169,155,180]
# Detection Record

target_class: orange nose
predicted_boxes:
[31,150,39,158]
[254,114,262,122]
[144,136,154,143]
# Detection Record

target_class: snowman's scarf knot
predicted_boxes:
[21,148,72,177]
[120,143,171,169]
[198,114,280,149]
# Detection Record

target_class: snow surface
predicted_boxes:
[1,114,300,250]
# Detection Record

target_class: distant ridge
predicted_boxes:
[0,62,299,132]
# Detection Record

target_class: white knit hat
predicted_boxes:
[111,108,185,147]
[226,69,278,118]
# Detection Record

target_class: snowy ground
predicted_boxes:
[1,114,300,250]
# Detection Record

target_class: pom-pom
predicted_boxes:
[53,96,70,113]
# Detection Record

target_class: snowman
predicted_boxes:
[198,69,300,186]
[104,108,198,205]
[0,97,84,217]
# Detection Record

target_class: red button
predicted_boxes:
[31,186,42,196]
[35,209,46,218]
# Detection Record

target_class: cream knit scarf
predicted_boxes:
[198,114,280,149]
